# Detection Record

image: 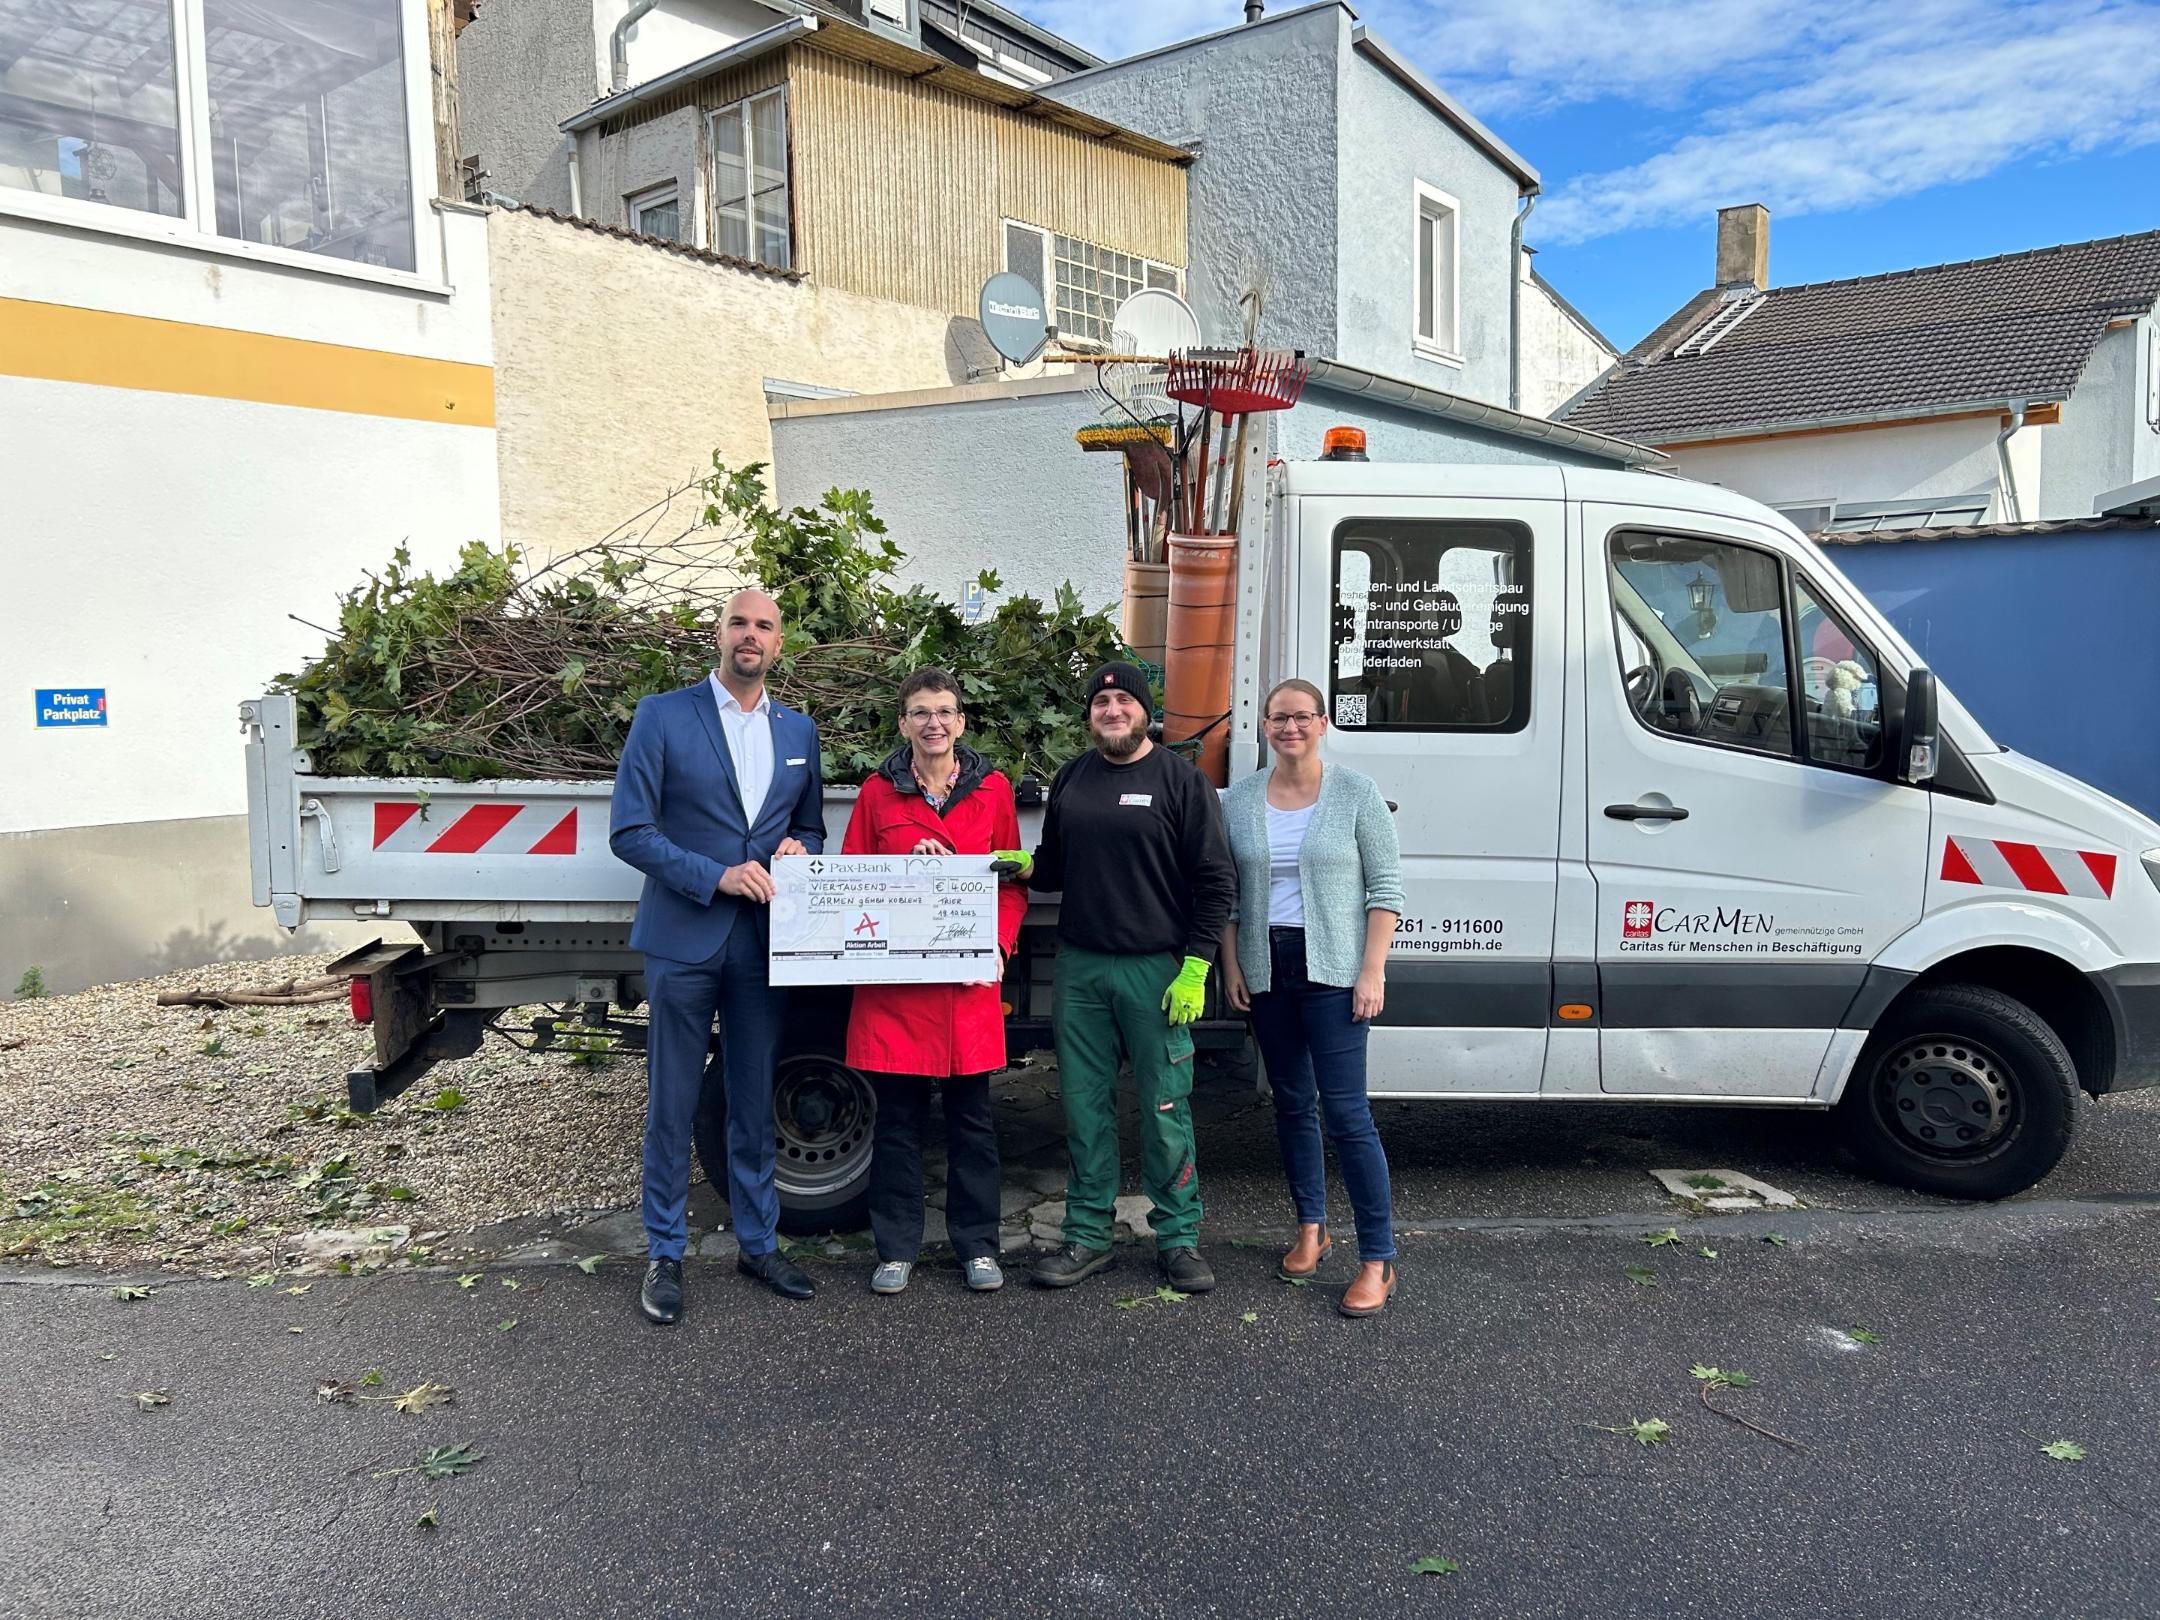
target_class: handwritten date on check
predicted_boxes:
[769,854,1001,987]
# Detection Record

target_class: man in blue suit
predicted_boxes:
[610,587,827,1321]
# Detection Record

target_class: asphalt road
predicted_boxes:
[7,1076,2160,1620]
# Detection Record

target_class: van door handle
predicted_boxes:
[1604,802,1689,822]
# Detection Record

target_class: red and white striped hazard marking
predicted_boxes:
[372,802,578,856]
[1939,836,2115,899]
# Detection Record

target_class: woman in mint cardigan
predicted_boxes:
[1221,677,1404,1317]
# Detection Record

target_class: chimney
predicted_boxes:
[1244,1,1265,21]
[1716,203,1769,289]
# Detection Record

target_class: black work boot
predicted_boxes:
[640,1257,684,1324]
[1158,1245,1216,1294]
[1031,1242,1114,1288]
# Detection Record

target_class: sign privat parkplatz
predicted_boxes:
[35,689,107,728]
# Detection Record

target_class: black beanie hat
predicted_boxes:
[1084,661,1153,714]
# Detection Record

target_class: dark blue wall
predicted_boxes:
[1822,532,2160,818]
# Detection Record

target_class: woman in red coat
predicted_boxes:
[842,666,1027,1294]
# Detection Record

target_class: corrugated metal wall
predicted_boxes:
[783,46,1187,316]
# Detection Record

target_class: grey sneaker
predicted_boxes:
[869,1260,913,1295]
[963,1256,1005,1292]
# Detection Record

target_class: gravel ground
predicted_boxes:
[0,955,644,1274]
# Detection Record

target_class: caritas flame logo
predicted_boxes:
[1623,900,1655,941]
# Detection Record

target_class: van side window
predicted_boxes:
[1793,578,1885,771]
[1608,531,1794,758]
[1330,519,1531,734]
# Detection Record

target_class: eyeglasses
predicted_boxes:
[1265,710,1322,730]
[904,707,962,724]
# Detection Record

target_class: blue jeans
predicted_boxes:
[1247,927,1396,1262]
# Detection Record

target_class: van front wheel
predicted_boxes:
[1837,984,2078,1200]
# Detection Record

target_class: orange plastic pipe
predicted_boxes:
[1163,533,1238,785]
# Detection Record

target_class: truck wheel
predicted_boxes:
[1836,984,2078,1200]
[692,1016,875,1237]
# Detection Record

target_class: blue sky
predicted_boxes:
[1012,0,2160,349]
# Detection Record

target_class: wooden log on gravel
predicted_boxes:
[155,976,348,1009]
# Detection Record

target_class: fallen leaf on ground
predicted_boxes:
[109,1286,153,1302]
[1153,1285,1189,1304]
[316,1380,359,1405]
[1623,1265,1657,1286]
[2041,1439,2086,1461]
[1644,1228,1682,1247]
[378,1442,485,1481]
[390,1381,455,1415]
[1408,1557,1460,1577]
[281,1284,312,1297]
[287,1327,306,1335]
[361,1369,384,1387]
[1763,1233,1789,1247]
[131,1390,171,1410]
[1114,1296,1148,1310]
[246,1273,276,1288]
[575,1256,603,1275]
[1698,1247,1719,1260]
[415,1506,439,1531]
[1240,1311,1258,1324]
[1690,1364,1756,1388]
[1848,1327,1880,1345]
[496,1319,517,1332]
[456,1274,481,1289]
[1627,1417,1670,1446]
[499,1279,521,1292]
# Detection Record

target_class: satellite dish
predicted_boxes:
[1101,288,1199,423]
[978,272,1050,365]
[1110,288,1199,357]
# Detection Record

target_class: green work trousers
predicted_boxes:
[1051,945,1203,1250]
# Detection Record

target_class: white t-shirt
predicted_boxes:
[1266,801,1315,926]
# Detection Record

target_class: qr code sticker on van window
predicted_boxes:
[1334,692,1368,728]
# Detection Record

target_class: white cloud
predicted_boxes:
[1531,0,2160,242]
[1009,0,2160,247]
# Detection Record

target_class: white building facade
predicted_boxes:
[1,0,499,993]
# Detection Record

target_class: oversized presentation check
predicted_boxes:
[768,854,1000,987]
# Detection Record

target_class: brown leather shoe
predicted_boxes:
[1337,1261,1397,1318]
[1278,1223,1332,1281]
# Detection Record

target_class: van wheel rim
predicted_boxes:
[772,1056,874,1201]
[1876,1036,2012,1157]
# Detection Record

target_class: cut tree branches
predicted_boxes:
[274,461,1128,786]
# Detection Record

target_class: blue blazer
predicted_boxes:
[609,682,826,963]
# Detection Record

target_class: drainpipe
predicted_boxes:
[1994,399,2027,523]
[611,0,661,94]
[1508,191,1537,413]
[564,133,583,214]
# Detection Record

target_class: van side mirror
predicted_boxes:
[1898,667,1939,785]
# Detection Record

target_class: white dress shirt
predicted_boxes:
[709,672,774,823]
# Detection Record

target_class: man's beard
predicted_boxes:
[729,644,767,675]
[1095,720,1146,759]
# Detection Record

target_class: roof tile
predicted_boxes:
[1560,230,2160,442]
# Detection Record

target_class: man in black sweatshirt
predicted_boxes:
[1016,661,1235,1293]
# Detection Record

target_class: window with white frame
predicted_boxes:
[0,0,419,273]
[1414,182,1460,360]
[1003,221,1181,347]
[711,87,789,268]
[627,182,681,242]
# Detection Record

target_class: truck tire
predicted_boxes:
[693,1029,876,1238]
[1836,983,2078,1200]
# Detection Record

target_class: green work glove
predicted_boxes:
[1162,955,1210,1025]
[990,849,1033,879]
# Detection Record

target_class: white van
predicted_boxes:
[244,435,2160,1223]
[1258,440,2160,1199]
